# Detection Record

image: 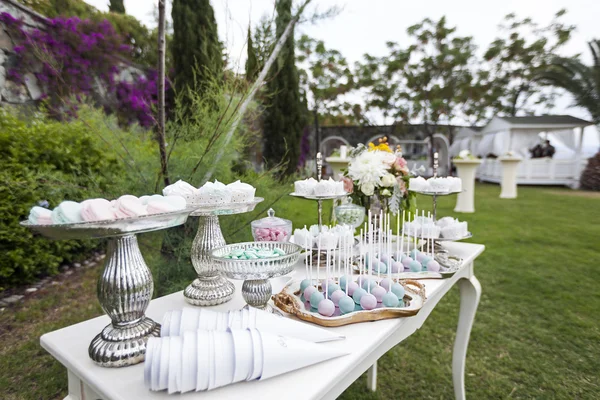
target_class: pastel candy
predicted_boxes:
[273,248,285,256]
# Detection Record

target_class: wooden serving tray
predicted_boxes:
[272,278,426,327]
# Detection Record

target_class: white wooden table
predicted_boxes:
[41,242,484,400]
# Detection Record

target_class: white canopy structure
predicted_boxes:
[473,115,596,187]
[449,127,483,157]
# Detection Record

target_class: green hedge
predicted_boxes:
[0,109,124,289]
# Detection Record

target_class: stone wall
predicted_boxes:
[0,0,143,108]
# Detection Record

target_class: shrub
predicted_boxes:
[580,151,600,191]
[0,108,125,288]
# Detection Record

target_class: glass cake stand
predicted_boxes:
[184,198,264,306]
[21,209,192,367]
[211,241,301,312]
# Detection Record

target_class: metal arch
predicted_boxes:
[319,135,351,156]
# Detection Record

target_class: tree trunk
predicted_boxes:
[157,0,170,188]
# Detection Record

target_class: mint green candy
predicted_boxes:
[273,248,285,256]
[232,249,245,257]
[245,252,258,259]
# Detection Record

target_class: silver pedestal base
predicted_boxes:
[185,215,235,306]
[241,279,273,312]
[91,235,159,367]
[184,275,235,306]
[89,317,160,367]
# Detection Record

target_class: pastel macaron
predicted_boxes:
[51,201,83,224]
[114,195,147,219]
[80,199,117,222]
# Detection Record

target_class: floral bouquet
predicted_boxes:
[341,138,415,215]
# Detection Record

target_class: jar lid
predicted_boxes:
[251,208,291,228]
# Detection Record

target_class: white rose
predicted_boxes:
[361,182,375,196]
[380,173,396,187]
[380,151,397,165]
[459,150,470,159]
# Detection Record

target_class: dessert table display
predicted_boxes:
[40,241,484,400]
[162,179,264,306]
[22,194,192,367]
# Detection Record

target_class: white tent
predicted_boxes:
[476,116,594,158]
[475,115,596,188]
[449,127,483,157]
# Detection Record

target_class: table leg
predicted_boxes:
[66,370,102,400]
[452,275,481,400]
[366,361,377,392]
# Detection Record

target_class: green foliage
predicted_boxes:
[171,0,222,104]
[538,40,600,125]
[245,27,259,82]
[0,108,124,288]
[263,0,303,175]
[483,9,575,116]
[297,34,360,125]
[109,0,125,14]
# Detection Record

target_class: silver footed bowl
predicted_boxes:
[211,242,302,280]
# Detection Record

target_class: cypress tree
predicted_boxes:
[109,0,125,14]
[245,27,258,82]
[263,0,303,175]
[171,0,222,102]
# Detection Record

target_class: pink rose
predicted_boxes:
[394,157,407,170]
[342,176,354,194]
[396,176,407,195]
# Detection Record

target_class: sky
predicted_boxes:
[84,0,599,150]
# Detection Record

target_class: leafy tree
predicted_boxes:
[245,27,259,82]
[539,40,600,124]
[109,0,125,14]
[358,17,484,151]
[483,9,575,116]
[171,0,222,103]
[251,14,276,76]
[296,34,359,125]
[262,0,303,175]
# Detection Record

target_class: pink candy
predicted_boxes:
[253,227,290,242]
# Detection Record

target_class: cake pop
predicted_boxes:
[346,281,359,296]
[300,279,311,294]
[379,277,392,291]
[391,282,405,301]
[360,293,377,310]
[309,291,323,309]
[339,295,355,314]
[391,261,403,273]
[372,285,386,303]
[303,285,317,302]
[382,291,400,307]
[330,289,345,307]
[327,283,341,297]
[318,298,335,316]
[409,259,422,272]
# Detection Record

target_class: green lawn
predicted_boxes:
[1,184,599,399]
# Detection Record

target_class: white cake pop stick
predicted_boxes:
[325,247,329,299]
[317,236,321,288]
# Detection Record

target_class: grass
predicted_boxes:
[1,183,599,399]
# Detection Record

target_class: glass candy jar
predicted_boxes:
[251,208,292,242]
[334,201,365,230]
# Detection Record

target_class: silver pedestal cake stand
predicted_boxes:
[21,209,191,367]
[211,241,301,312]
[184,198,264,306]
